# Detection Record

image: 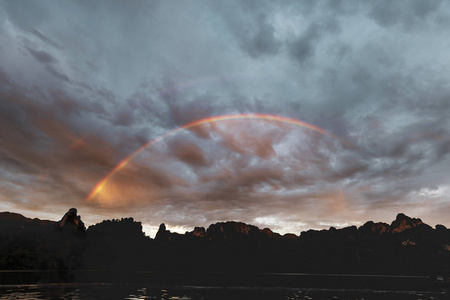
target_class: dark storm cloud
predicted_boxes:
[210,1,282,58]
[0,71,122,208]
[24,43,71,82]
[165,90,218,126]
[288,19,340,65]
[111,107,135,127]
[368,0,444,29]
[240,14,282,58]
[46,65,71,83]
[1,0,450,235]
[169,138,210,168]
[288,24,321,64]
[25,46,56,64]
[124,77,226,133]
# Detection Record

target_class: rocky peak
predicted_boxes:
[359,221,391,235]
[192,226,206,238]
[207,221,261,240]
[58,208,86,232]
[155,223,171,240]
[391,213,423,233]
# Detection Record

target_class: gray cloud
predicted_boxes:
[0,0,450,235]
[46,65,70,83]
[210,1,282,58]
[28,29,64,50]
[25,46,56,64]
[240,14,282,58]
[368,0,444,29]
[288,18,340,65]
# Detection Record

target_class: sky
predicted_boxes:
[1,0,450,237]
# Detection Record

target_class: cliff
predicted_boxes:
[0,209,86,270]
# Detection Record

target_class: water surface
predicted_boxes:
[0,284,447,300]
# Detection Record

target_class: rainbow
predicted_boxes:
[86,113,335,201]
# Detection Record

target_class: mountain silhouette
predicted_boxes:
[1,209,450,283]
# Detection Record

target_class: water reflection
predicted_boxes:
[0,284,447,300]
[124,287,193,300]
[0,284,81,300]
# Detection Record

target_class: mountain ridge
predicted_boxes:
[1,209,442,238]
[1,209,450,278]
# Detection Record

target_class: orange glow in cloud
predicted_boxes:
[69,138,85,151]
[86,113,336,202]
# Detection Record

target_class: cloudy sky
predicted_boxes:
[1,0,450,236]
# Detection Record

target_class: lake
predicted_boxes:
[1,271,449,299]
[0,284,448,300]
